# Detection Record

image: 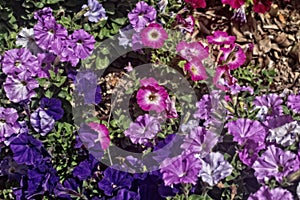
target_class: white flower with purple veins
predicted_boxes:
[16,28,42,55]
[267,121,300,147]
[82,0,107,23]
[198,152,233,186]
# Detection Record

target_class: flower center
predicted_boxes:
[150,31,159,39]
[278,165,284,172]
[21,81,27,86]
[48,29,55,34]
[14,60,21,67]
[77,39,83,45]
[0,118,6,124]
[149,93,157,101]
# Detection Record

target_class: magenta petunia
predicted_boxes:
[213,65,237,90]
[68,29,96,59]
[87,122,110,150]
[287,93,300,113]
[184,60,208,81]
[160,153,202,186]
[226,118,266,146]
[0,107,20,143]
[4,71,39,103]
[175,15,195,33]
[221,0,245,9]
[252,0,272,13]
[176,41,209,62]
[252,145,299,183]
[141,23,168,49]
[136,78,168,113]
[207,31,236,45]
[1,48,39,76]
[248,186,294,200]
[34,18,68,50]
[219,45,246,70]
[184,0,206,8]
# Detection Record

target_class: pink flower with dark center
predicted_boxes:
[141,23,168,49]
[184,60,208,81]
[207,31,236,45]
[213,65,237,90]
[219,45,246,70]
[222,0,245,9]
[137,87,168,113]
[184,0,206,8]
[87,122,110,150]
[176,41,208,62]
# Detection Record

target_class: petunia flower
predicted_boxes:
[221,0,245,9]
[124,114,161,145]
[238,139,262,166]
[198,152,233,186]
[232,5,247,24]
[287,93,300,113]
[4,71,39,103]
[194,94,212,121]
[128,1,157,32]
[68,29,96,59]
[165,96,178,119]
[36,53,55,78]
[184,0,206,8]
[87,122,110,150]
[82,0,107,23]
[30,107,55,136]
[253,93,283,120]
[213,65,237,90]
[73,154,99,180]
[34,7,54,22]
[175,15,195,33]
[248,186,293,200]
[252,0,272,13]
[141,23,168,49]
[0,107,20,143]
[1,48,40,76]
[176,41,209,62]
[184,60,208,81]
[136,78,168,113]
[0,156,27,182]
[252,145,300,183]
[160,153,202,186]
[40,97,64,121]
[219,45,246,70]
[118,25,133,49]
[16,28,42,55]
[110,189,139,200]
[207,31,236,45]
[98,167,133,196]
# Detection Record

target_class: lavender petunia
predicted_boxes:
[36,53,55,78]
[248,185,293,200]
[252,145,299,183]
[34,7,54,22]
[253,93,283,120]
[30,108,55,136]
[4,71,39,103]
[124,114,161,145]
[82,0,107,22]
[238,139,262,166]
[198,152,233,186]
[40,97,64,121]
[0,107,20,143]
[287,93,300,113]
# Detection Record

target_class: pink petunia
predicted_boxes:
[176,41,209,62]
[175,15,195,33]
[219,45,246,70]
[213,65,237,90]
[207,31,236,45]
[184,60,208,81]
[141,23,168,49]
[221,0,245,9]
[87,122,110,150]
[252,0,272,13]
[184,0,206,8]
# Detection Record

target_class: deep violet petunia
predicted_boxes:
[40,97,64,121]
[68,29,96,59]
[128,1,157,32]
[0,107,20,143]
[287,93,300,113]
[252,145,300,183]
[219,45,246,70]
[222,0,245,9]
[0,156,27,182]
[82,0,107,23]
[184,0,206,8]
[226,118,267,146]
[184,60,208,81]
[176,41,209,62]
[252,0,272,13]
[4,71,39,103]
[124,114,161,145]
[253,93,283,120]
[98,167,133,196]
[198,152,233,186]
[248,186,294,200]
[30,108,55,136]
[160,153,202,186]
[73,154,99,180]
[141,23,168,49]
[110,189,139,200]
[9,133,44,165]
[1,48,39,76]
[207,31,236,45]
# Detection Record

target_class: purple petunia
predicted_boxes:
[252,145,299,183]
[248,185,293,200]
[9,133,44,165]
[4,71,39,103]
[30,107,55,136]
[82,0,107,23]
[238,139,262,166]
[98,167,133,196]
[0,107,20,143]
[253,93,283,120]
[160,153,202,186]
[128,1,157,32]
[175,14,195,33]
[34,7,54,22]
[287,93,300,113]
[73,154,99,180]
[1,48,39,76]
[40,97,64,121]
[0,156,27,182]
[198,152,233,186]
[124,114,161,145]
[36,53,55,78]
[194,94,212,121]
[68,29,96,59]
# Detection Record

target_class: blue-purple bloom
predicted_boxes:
[128,1,157,32]
[0,156,27,182]
[198,152,233,186]
[30,108,55,136]
[248,185,294,200]
[124,114,161,145]
[98,167,133,196]
[0,107,20,143]
[82,0,107,22]
[73,154,99,180]
[40,97,64,121]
